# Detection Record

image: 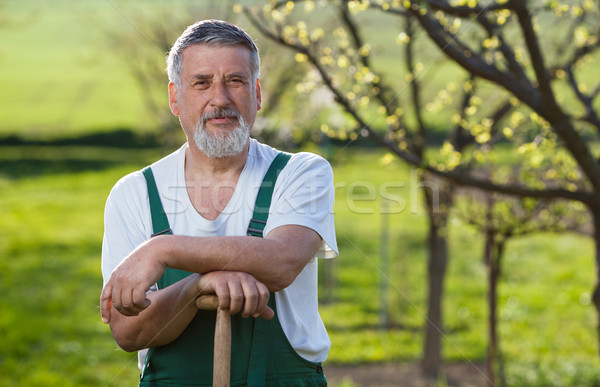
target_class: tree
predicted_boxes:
[244,0,515,377]
[456,180,588,386]
[405,0,600,358]
[243,0,600,377]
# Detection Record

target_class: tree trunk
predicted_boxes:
[422,211,448,377]
[380,198,391,329]
[421,175,452,378]
[591,207,600,357]
[486,234,505,387]
[322,259,336,305]
[484,230,496,387]
[495,242,507,387]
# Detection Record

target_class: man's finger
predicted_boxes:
[132,287,150,310]
[113,288,149,316]
[112,286,133,316]
[100,283,113,324]
[258,306,274,320]
[240,280,258,318]
[119,286,134,315]
[227,281,244,315]
[252,282,270,318]
[213,280,231,311]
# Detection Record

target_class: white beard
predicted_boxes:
[193,108,249,158]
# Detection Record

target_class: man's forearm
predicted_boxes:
[99,225,321,324]
[109,274,200,352]
[152,225,321,291]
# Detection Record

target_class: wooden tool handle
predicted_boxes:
[195,294,231,387]
[214,308,231,386]
[196,294,219,310]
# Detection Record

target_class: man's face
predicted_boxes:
[168,44,261,157]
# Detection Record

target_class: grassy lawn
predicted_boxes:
[1,145,598,386]
[0,1,152,137]
[0,147,161,386]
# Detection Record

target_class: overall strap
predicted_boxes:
[247,152,292,237]
[142,167,172,237]
[247,152,291,387]
[140,154,293,386]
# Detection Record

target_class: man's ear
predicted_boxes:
[168,82,179,116]
[256,79,262,111]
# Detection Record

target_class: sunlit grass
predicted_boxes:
[1,145,599,385]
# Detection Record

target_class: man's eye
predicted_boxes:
[194,81,209,88]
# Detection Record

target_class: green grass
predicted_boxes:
[0,0,277,139]
[0,147,162,386]
[1,145,600,385]
[0,0,154,137]
[319,147,600,384]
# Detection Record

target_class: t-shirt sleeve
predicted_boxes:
[263,152,338,259]
[101,172,151,285]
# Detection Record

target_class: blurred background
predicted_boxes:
[1,0,599,386]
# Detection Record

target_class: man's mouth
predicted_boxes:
[202,109,241,126]
[207,116,236,124]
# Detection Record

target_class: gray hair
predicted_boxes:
[166,20,260,88]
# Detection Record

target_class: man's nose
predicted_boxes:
[209,81,230,107]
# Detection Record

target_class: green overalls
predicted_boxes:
[138,153,327,386]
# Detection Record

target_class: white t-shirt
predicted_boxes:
[101,139,338,366]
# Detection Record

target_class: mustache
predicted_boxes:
[201,108,241,124]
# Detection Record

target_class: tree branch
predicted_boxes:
[405,14,427,156]
[513,1,600,199]
[244,7,386,144]
[449,75,476,151]
[409,3,545,115]
[433,166,594,204]
[337,1,406,134]
[245,2,597,206]
[476,13,529,82]
[418,0,510,18]
[565,66,600,132]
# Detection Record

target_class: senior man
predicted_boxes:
[100,19,337,386]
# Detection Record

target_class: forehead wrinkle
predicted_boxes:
[185,72,251,83]
[180,45,255,81]
[192,74,213,80]
[226,72,250,80]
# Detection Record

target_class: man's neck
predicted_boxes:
[183,140,250,221]
[184,140,250,180]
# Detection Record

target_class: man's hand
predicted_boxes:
[196,271,274,319]
[100,239,167,323]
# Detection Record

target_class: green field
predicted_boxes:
[0,1,146,137]
[0,0,304,139]
[1,145,599,386]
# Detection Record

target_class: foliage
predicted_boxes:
[243,0,600,202]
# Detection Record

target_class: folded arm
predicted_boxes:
[163,225,322,290]
[106,271,274,351]
[101,224,321,323]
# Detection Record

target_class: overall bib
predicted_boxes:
[138,153,327,386]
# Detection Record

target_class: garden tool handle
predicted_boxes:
[196,294,231,387]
